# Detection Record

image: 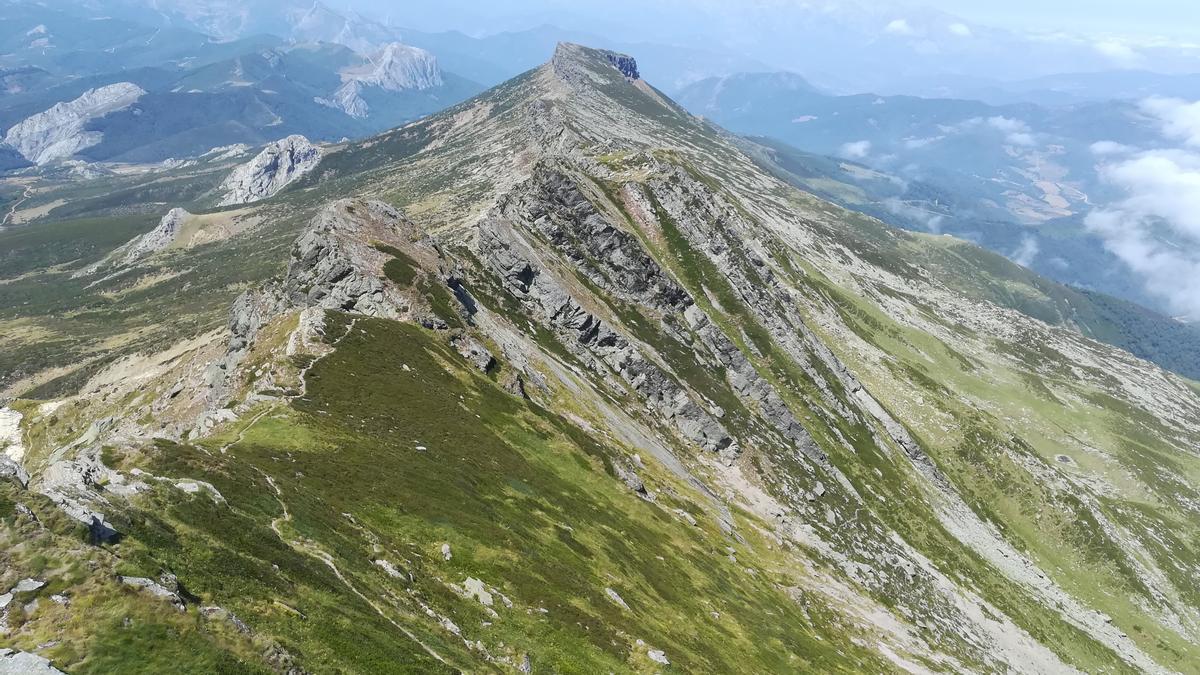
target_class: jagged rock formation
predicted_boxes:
[605,52,640,80]
[318,43,443,118]
[218,135,322,206]
[203,198,451,411]
[121,208,191,264]
[2,83,145,165]
[346,43,443,91]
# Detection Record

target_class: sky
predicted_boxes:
[354,0,1200,42]
[922,0,1200,39]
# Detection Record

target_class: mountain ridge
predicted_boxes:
[0,42,1197,673]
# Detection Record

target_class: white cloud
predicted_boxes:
[936,116,1036,146]
[1141,97,1200,147]
[1090,140,1136,156]
[948,22,971,38]
[883,197,944,233]
[903,136,942,149]
[839,140,871,159]
[937,117,982,134]
[987,116,1036,146]
[1087,111,1200,317]
[884,18,915,36]
[1093,40,1143,68]
[1010,235,1040,267]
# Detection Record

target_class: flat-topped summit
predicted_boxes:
[551,42,641,82]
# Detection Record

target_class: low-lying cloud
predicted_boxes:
[1093,40,1143,68]
[883,197,945,233]
[1087,103,1200,319]
[1010,234,1040,267]
[934,116,1037,147]
[839,140,871,159]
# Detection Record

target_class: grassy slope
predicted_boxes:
[51,314,893,672]
[751,136,1200,381]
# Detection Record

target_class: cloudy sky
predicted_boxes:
[921,0,1200,38]
[361,0,1200,41]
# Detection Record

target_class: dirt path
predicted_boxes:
[1,184,34,228]
[218,316,358,455]
[215,315,449,662]
[253,465,450,666]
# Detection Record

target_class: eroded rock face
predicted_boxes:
[205,198,446,411]
[218,135,322,206]
[318,43,443,118]
[118,574,185,611]
[605,52,640,80]
[2,83,145,165]
[122,208,191,264]
[348,42,442,92]
[0,408,25,463]
[476,178,737,458]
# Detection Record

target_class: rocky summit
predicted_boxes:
[218,135,323,206]
[2,83,146,165]
[1,41,1199,674]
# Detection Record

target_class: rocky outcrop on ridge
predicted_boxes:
[2,83,145,165]
[218,135,322,206]
[121,208,191,264]
[318,43,443,118]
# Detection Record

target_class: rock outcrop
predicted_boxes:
[347,43,443,92]
[0,407,24,463]
[119,574,185,611]
[605,52,640,80]
[218,135,322,206]
[2,83,145,165]
[204,199,447,410]
[0,648,65,674]
[121,208,191,264]
[318,43,443,118]
[477,189,737,458]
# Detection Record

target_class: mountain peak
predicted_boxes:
[552,42,640,81]
[348,42,442,91]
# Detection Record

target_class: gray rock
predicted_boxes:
[317,43,443,118]
[118,576,184,611]
[0,648,65,674]
[121,208,191,264]
[3,83,145,165]
[374,559,406,579]
[35,445,120,542]
[605,587,630,610]
[452,334,496,373]
[219,135,322,206]
[613,461,647,495]
[648,649,670,665]
[476,181,736,457]
[12,579,44,593]
[463,577,493,606]
[0,456,27,488]
[200,606,251,634]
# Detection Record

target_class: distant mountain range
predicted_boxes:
[0,1,484,167]
[675,71,1197,318]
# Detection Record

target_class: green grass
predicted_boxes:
[105,314,892,672]
[0,214,156,279]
